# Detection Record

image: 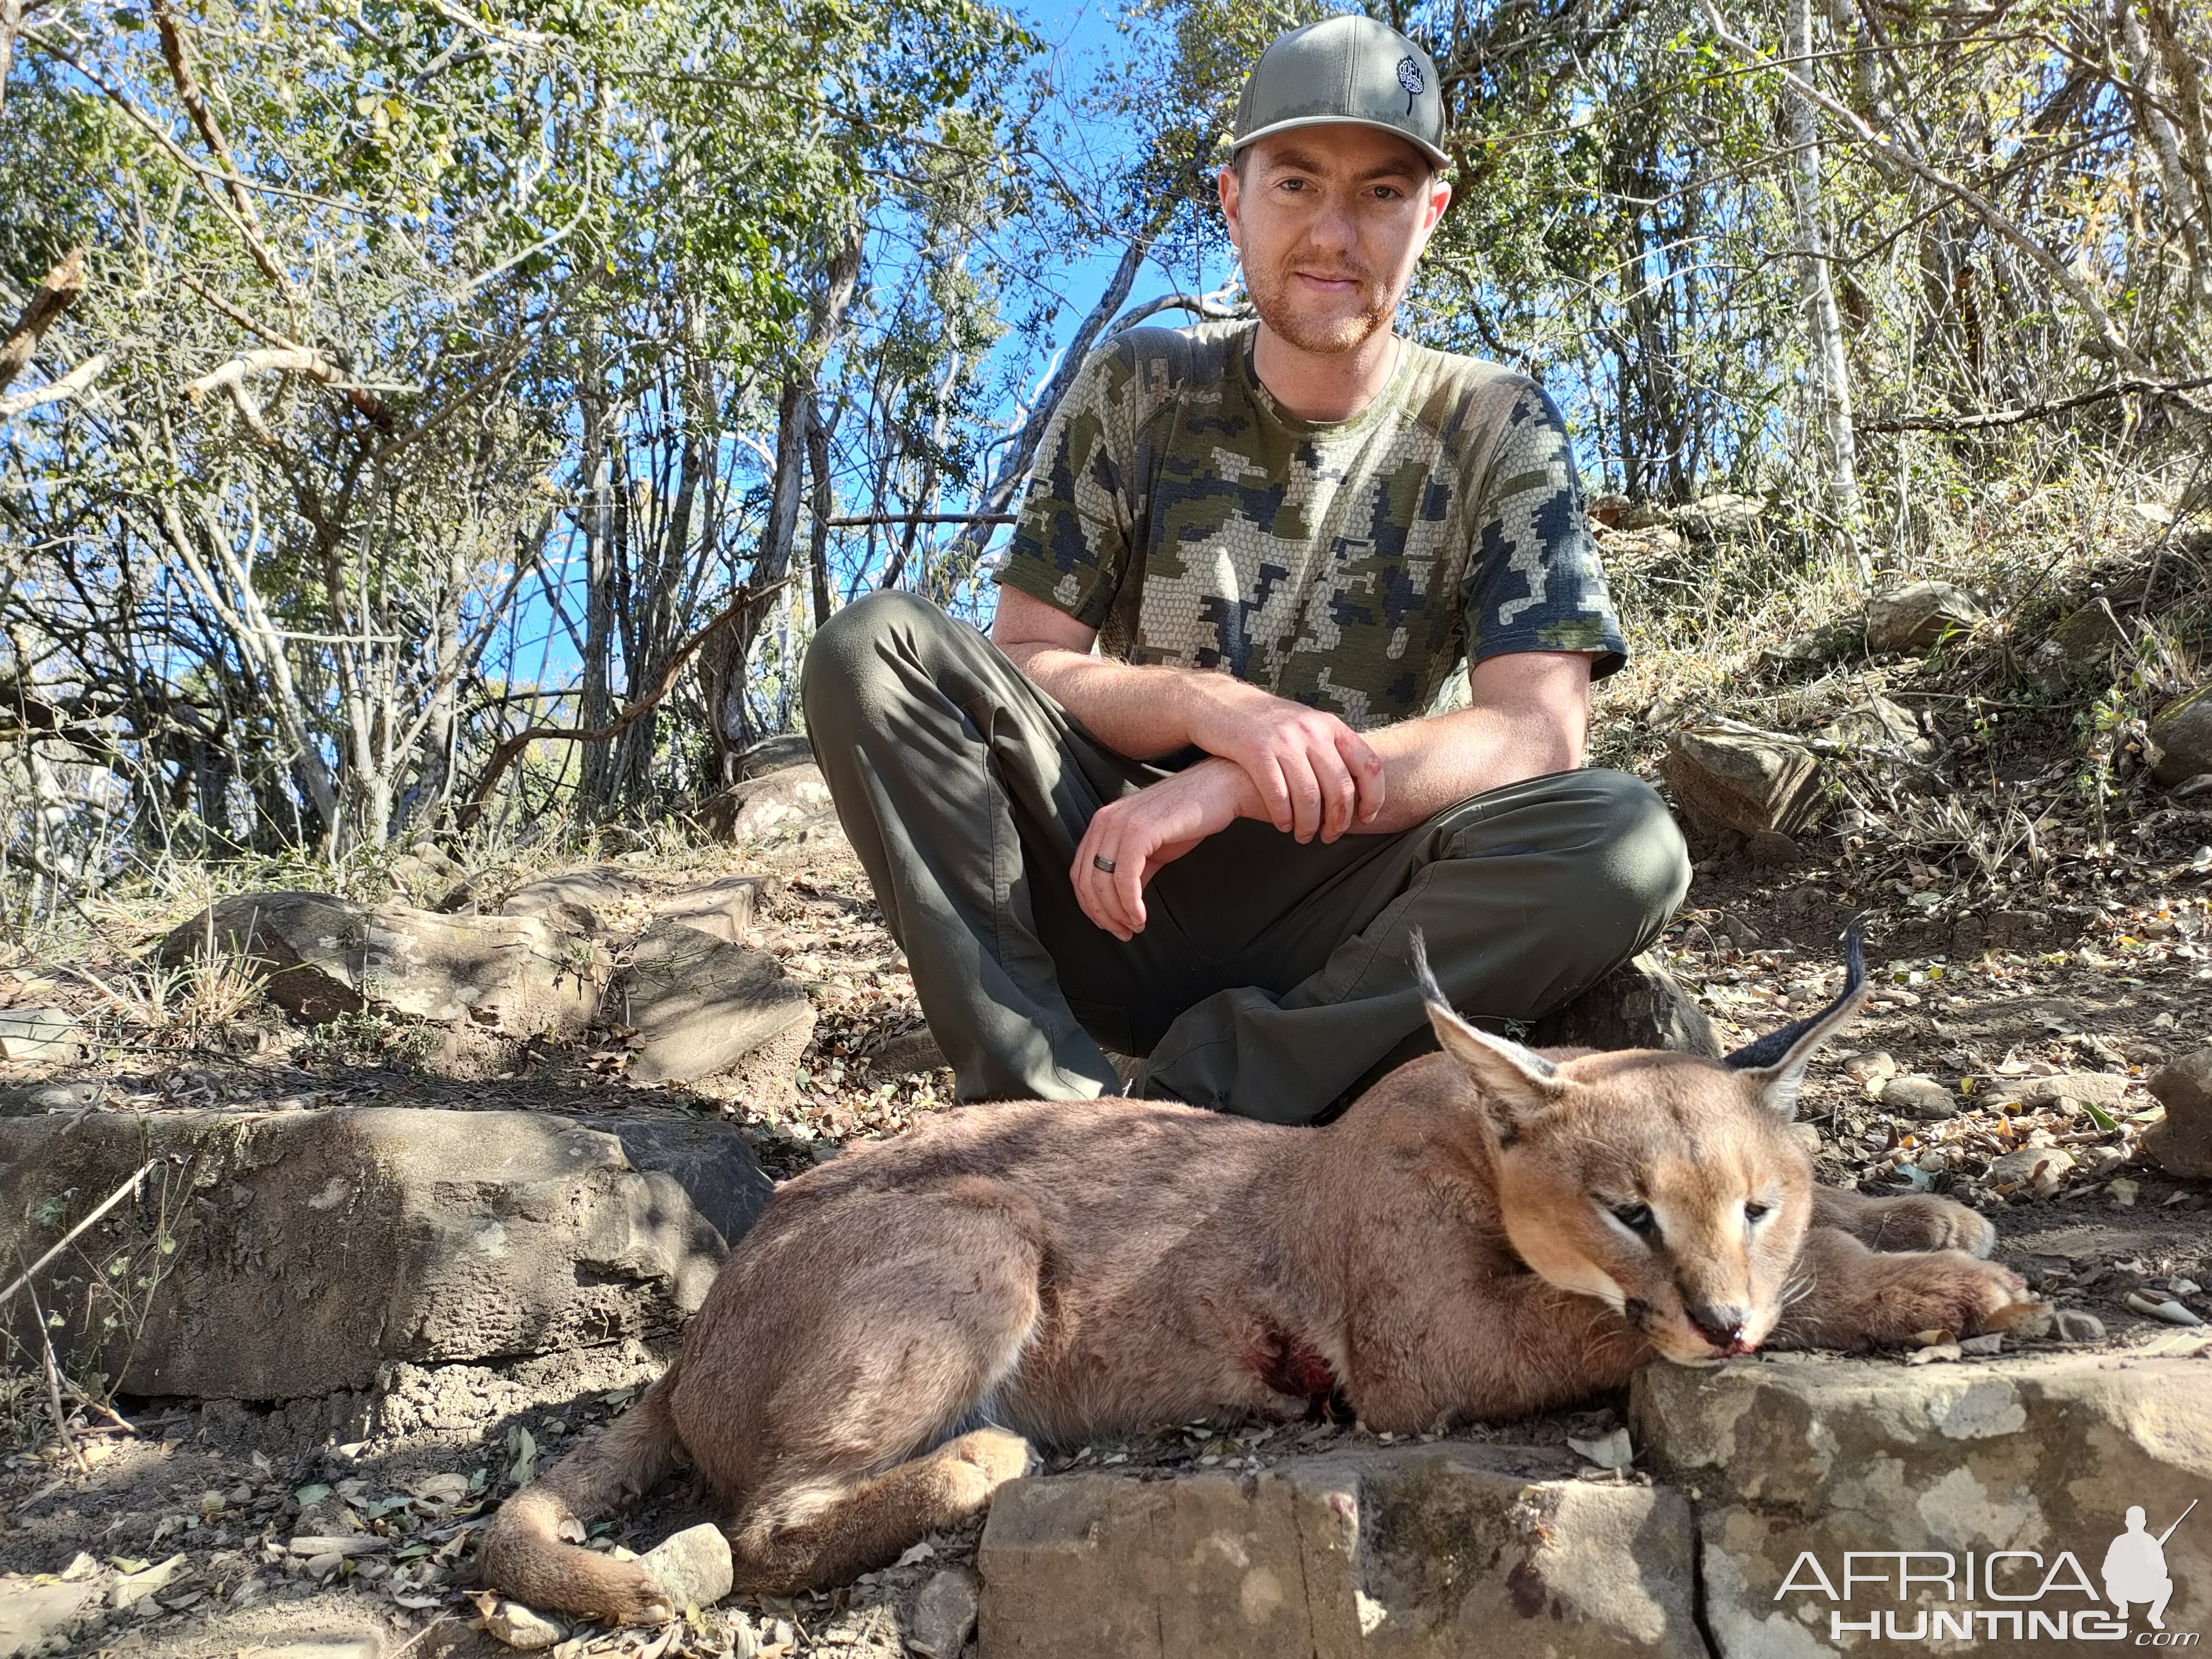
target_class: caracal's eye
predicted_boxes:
[1745,1200,1772,1223]
[1611,1201,1655,1235]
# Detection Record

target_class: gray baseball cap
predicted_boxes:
[1232,16,1449,170]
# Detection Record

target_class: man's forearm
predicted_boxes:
[995,643,1211,759]
[1357,703,1583,834]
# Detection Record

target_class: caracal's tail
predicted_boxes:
[476,1357,689,1623]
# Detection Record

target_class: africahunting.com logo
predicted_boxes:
[1776,1502,2199,1645]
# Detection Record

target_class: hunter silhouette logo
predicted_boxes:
[1395,55,1423,113]
[2108,1502,2195,1631]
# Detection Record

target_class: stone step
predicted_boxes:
[1636,1351,2212,1655]
[976,1349,2212,1657]
[977,1442,1701,1658]
[0,1106,769,1400]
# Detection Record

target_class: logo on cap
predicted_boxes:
[1396,55,1424,113]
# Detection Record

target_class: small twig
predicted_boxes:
[0,1160,154,1311]
[59,1372,135,1434]
[823,512,1017,528]
[26,1284,91,1477]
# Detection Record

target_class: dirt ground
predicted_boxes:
[3,761,2210,1659]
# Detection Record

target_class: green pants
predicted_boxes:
[801,591,1690,1124]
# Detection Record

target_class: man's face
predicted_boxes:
[1219,124,1452,357]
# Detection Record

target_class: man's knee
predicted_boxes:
[801,589,960,739]
[1576,769,1692,926]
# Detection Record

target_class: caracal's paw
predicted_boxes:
[934,1428,1035,1511]
[1878,1253,2037,1344]
[1852,1193,1998,1258]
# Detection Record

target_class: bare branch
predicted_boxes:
[1860,375,2212,432]
[0,351,109,419]
[0,246,85,395]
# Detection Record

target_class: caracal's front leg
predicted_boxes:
[1772,1226,2039,1350]
[1811,1183,1997,1257]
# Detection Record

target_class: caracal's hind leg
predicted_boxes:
[1811,1183,1997,1257]
[669,1176,1045,1594]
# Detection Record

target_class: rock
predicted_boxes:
[1659,728,1825,841]
[157,892,607,1035]
[110,1552,188,1609]
[1843,1050,1897,1087]
[484,1598,565,1649]
[1617,501,1673,531]
[0,1107,768,1399]
[389,840,465,904]
[1818,693,1937,761]
[1675,491,1765,538]
[618,921,815,1086]
[2151,686,2212,785]
[908,1566,982,1659]
[978,1442,1701,1658]
[1526,952,1721,1058]
[498,867,647,935]
[651,874,778,946]
[642,1522,733,1611]
[1586,492,1630,528]
[1984,1070,2132,1108]
[1864,580,1983,653]
[2037,599,2131,677]
[2054,1308,2105,1342]
[699,763,838,845]
[1634,1352,2212,1653]
[2144,1049,2212,1176]
[866,1025,947,1076]
[0,1577,98,1657]
[738,732,816,778]
[0,1006,79,1063]
[1986,1144,2074,1195]
[1881,1074,1958,1120]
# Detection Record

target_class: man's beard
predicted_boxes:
[1245,250,1397,354]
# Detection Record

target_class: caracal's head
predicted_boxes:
[1412,930,1869,1364]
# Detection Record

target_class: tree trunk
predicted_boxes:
[1782,0,1865,571]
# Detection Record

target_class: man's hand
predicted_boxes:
[1072,758,1256,940]
[1182,675,1385,843]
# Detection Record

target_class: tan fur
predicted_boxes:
[481,1010,2031,1621]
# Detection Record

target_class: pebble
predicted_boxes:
[641,1522,732,1611]
[484,1599,565,1650]
[1882,1075,1958,1120]
[2055,1309,2106,1343]
[1846,1051,1899,1087]
[907,1566,982,1659]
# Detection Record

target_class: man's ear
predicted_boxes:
[1218,162,1243,254]
[1410,933,1569,1145]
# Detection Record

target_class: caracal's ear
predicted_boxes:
[1722,923,1869,1120]
[1409,932,1570,1145]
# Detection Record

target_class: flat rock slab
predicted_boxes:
[619,920,815,1085]
[0,1107,769,1399]
[160,891,605,1033]
[1634,1352,2212,1655]
[978,1442,1701,1658]
[651,874,779,946]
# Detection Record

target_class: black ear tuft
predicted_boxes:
[1724,921,1866,1070]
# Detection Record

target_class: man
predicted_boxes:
[803,15,1689,1122]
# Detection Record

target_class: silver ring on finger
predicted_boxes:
[1092,853,1117,874]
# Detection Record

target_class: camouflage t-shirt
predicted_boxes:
[995,320,1626,731]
